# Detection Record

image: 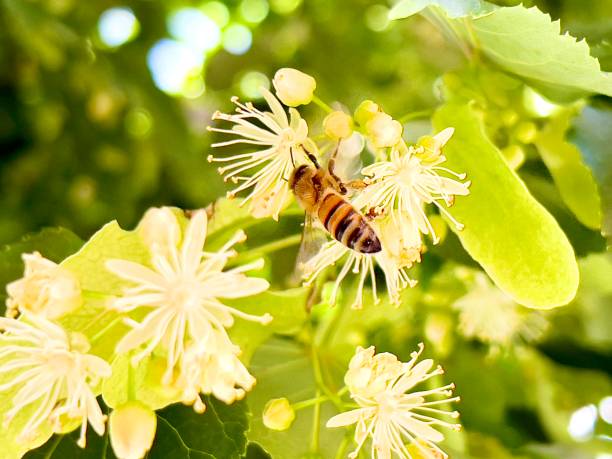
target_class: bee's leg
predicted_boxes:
[327,141,348,194]
[365,206,384,220]
[346,179,367,190]
[301,144,321,169]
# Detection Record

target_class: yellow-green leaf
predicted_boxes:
[433,102,579,309]
[535,111,601,230]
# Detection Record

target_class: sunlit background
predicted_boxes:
[0,0,611,457]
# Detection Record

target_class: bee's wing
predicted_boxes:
[294,214,329,278]
[334,133,365,182]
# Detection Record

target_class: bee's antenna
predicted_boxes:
[290,148,296,168]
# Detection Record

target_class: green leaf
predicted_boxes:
[26,398,249,459]
[150,400,249,459]
[228,288,309,363]
[470,6,612,100]
[433,102,579,308]
[101,354,182,411]
[535,111,602,230]
[61,221,150,295]
[388,0,493,20]
[59,221,150,358]
[0,227,83,315]
[571,105,612,246]
[247,339,345,459]
[23,424,117,459]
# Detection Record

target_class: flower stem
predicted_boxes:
[398,109,434,124]
[312,95,334,114]
[127,351,137,401]
[334,432,351,459]
[310,388,322,453]
[293,395,331,411]
[230,233,302,264]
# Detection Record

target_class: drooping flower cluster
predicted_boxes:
[0,206,272,458]
[327,345,460,459]
[453,271,548,351]
[106,207,271,412]
[0,314,110,448]
[209,68,470,307]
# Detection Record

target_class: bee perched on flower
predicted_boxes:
[327,344,461,459]
[209,69,470,308]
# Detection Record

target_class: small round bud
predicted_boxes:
[514,121,537,144]
[272,68,316,107]
[323,111,353,139]
[354,100,380,126]
[501,144,525,169]
[262,398,295,431]
[500,109,519,127]
[137,207,181,251]
[366,112,403,148]
[109,402,157,459]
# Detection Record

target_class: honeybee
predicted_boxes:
[290,149,382,255]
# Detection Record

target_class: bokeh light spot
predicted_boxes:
[201,1,230,28]
[222,24,252,55]
[98,7,139,48]
[365,5,390,32]
[599,396,612,424]
[125,108,153,139]
[168,8,221,52]
[239,71,270,99]
[240,0,269,24]
[147,39,204,95]
[270,0,301,15]
[567,404,597,441]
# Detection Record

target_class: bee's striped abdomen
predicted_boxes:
[317,192,382,254]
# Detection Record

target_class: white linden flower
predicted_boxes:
[106,208,271,387]
[453,272,548,349]
[0,314,111,447]
[327,345,460,459]
[272,68,316,107]
[360,128,470,244]
[208,87,312,220]
[6,251,81,319]
[302,218,417,308]
[178,330,255,413]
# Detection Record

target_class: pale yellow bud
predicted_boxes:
[272,68,316,107]
[366,112,403,148]
[109,402,157,459]
[354,100,380,126]
[137,207,181,250]
[263,398,295,431]
[323,111,353,139]
[6,252,81,319]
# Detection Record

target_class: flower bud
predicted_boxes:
[354,100,380,126]
[514,121,537,144]
[416,127,454,162]
[365,112,403,148]
[272,68,316,107]
[323,111,353,139]
[6,252,82,319]
[263,398,295,431]
[137,207,181,250]
[109,402,157,459]
[501,144,525,169]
